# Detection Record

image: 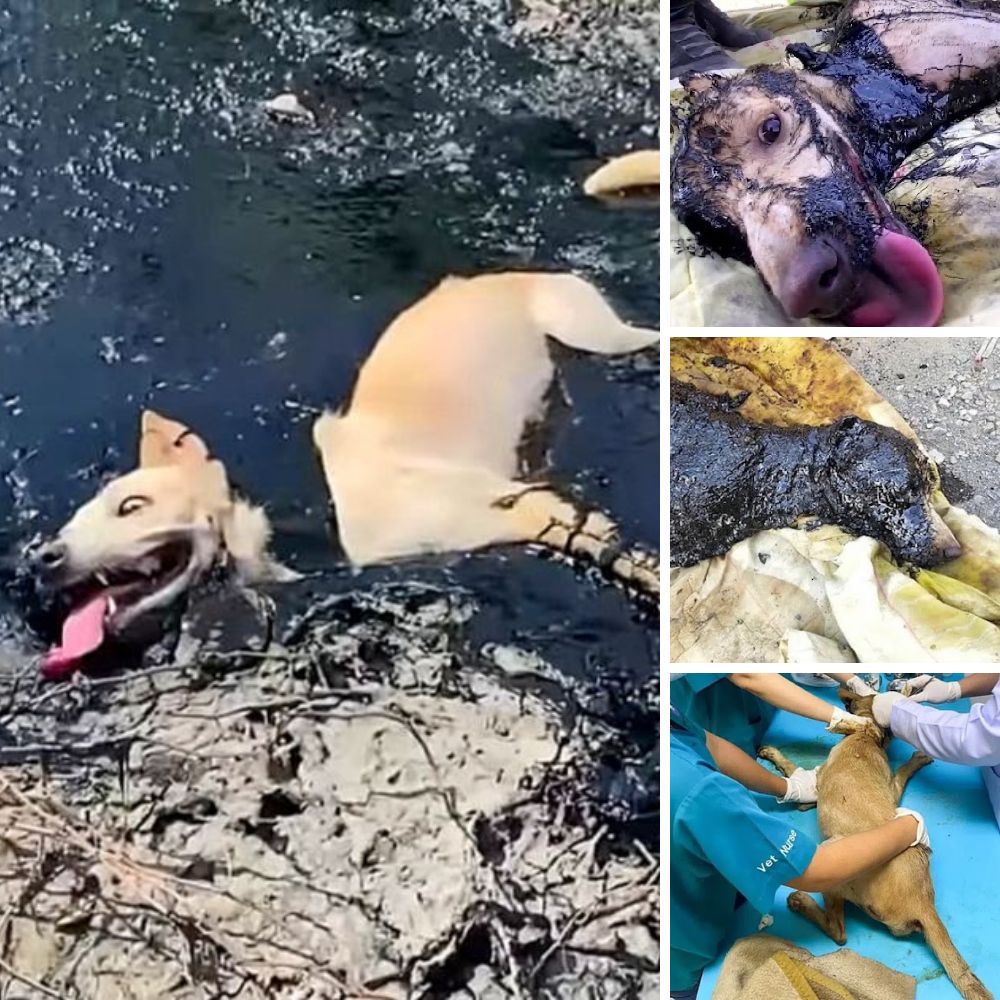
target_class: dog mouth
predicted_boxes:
[844,225,944,327]
[41,540,199,680]
[833,141,944,326]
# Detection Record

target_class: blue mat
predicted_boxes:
[695,690,1000,999]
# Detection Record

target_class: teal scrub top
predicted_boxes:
[670,673,777,755]
[670,718,818,992]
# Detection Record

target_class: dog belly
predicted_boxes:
[853,0,1000,89]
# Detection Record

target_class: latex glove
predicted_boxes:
[872,692,905,727]
[895,807,931,848]
[842,675,878,697]
[909,678,962,704]
[827,707,877,736]
[779,766,820,804]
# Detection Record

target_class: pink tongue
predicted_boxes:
[846,229,944,327]
[41,593,109,681]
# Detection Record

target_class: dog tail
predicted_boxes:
[920,907,994,1000]
[527,274,658,355]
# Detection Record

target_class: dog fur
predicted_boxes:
[759,689,993,1000]
[312,272,660,598]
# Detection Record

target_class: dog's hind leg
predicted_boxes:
[891,751,933,804]
[788,891,848,946]
[491,482,659,599]
[527,274,659,354]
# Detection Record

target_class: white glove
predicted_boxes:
[779,766,820,804]
[895,807,931,848]
[827,707,876,736]
[871,692,905,727]
[843,675,878,697]
[909,678,962,704]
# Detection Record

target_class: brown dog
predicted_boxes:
[759,689,993,1000]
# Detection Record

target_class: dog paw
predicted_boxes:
[757,745,779,763]
[911,751,933,767]
[787,891,810,913]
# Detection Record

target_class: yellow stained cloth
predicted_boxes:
[669,339,1000,663]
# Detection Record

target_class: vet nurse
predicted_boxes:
[670,709,930,999]
[874,673,1000,830]
[669,672,875,755]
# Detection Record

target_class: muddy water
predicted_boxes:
[0,1,658,809]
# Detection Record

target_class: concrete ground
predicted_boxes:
[836,337,1000,526]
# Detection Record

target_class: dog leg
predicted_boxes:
[891,751,933,804]
[787,891,848,946]
[756,745,800,778]
[491,483,659,599]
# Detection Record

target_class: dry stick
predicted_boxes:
[1,777,393,1000]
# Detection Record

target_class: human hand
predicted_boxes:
[827,707,879,738]
[843,674,878,697]
[909,678,962,704]
[895,807,931,848]
[871,692,905,727]
[779,766,820,804]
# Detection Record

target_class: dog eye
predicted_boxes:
[758,115,782,145]
[117,495,151,517]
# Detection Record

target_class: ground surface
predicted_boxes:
[837,336,1000,527]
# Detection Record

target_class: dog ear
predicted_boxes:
[221,499,301,584]
[139,410,212,469]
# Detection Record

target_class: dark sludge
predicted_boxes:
[669,380,948,568]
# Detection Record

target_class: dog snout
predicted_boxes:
[781,237,853,319]
[929,511,961,562]
[33,539,68,574]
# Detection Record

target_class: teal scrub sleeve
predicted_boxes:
[677,772,819,916]
[679,673,728,693]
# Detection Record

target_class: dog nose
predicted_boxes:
[782,238,851,319]
[34,540,68,572]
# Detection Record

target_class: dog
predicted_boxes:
[31,411,295,678]
[671,0,1000,325]
[758,688,993,1000]
[670,380,961,567]
[312,272,660,598]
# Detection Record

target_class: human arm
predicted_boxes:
[887,676,1000,766]
[704,731,813,801]
[904,673,1000,703]
[788,814,922,893]
[727,673,872,733]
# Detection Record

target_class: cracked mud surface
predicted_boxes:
[0,585,658,1000]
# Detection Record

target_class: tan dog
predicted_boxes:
[759,690,993,1000]
[312,272,659,597]
[34,411,294,677]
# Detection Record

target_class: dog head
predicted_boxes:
[32,411,295,676]
[821,416,960,567]
[671,63,944,326]
[836,686,891,746]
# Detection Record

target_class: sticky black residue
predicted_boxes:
[669,381,945,568]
